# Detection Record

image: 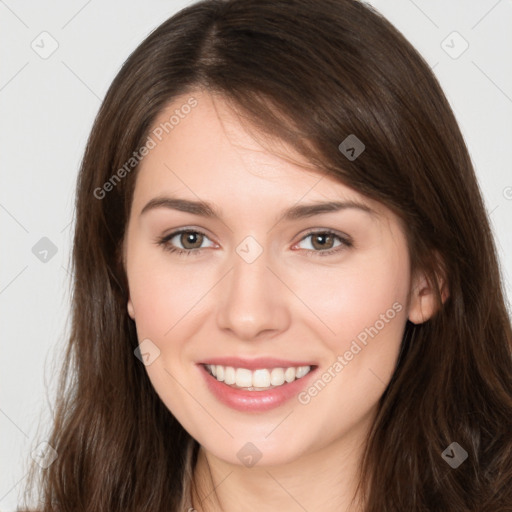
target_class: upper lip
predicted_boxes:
[199,357,317,370]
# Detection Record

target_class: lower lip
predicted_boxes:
[199,364,317,412]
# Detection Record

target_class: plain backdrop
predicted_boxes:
[1,0,511,509]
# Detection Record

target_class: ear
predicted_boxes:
[127,298,135,319]
[408,267,449,325]
[120,237,136,319]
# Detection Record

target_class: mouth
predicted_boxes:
[203,363,314,391]
[198,359,318,412]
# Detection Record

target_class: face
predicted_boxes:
[123,90,429,467]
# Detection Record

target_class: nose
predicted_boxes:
[215,243,291,341]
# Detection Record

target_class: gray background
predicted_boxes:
[1,0,511,509]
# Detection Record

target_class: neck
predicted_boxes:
[190,419,372,512]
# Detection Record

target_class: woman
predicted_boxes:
[21,0,512,510]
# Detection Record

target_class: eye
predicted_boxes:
[155,229,215,256]
[294,230,352,257]
[155,228,352,258]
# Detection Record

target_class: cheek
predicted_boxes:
[126,248,208,422]
[292,253,409,435]
[127,247,212,339]
[336,261,409,397]
[294,250,409,347]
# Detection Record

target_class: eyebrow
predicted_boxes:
[140,196,375,221]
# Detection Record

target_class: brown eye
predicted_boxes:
[295,230,352,257]
[310,233,336,250]
[156,229,215,256]
[179,231,204,249]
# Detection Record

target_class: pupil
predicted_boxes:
[183,232,201,248]
[314,234,332,249]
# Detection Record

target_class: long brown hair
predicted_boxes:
[20,0,512,510]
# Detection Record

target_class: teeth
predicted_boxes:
[270,368,285,386]
[296,366,310,378]
[284,367,296,383]
[224,366,236,385]
[253,369,270,388]
[205,364,312,390]
[236,368,252,387]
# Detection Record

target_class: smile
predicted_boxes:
[204,364,312,391]
[198,359,318,412]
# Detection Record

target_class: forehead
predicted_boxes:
[132,90,383,216]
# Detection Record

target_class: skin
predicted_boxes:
[123,90,441,511]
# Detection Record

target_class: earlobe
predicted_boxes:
[408,270,449,325]
[127,298,135,319]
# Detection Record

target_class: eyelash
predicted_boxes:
[155,229,353,258]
